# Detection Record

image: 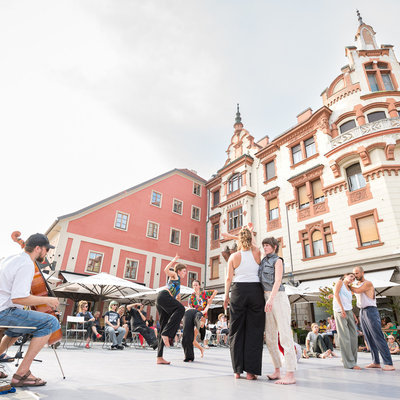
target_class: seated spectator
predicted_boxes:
[291,320,298,330]
[382,317,397,337]
[76,300,102,349]
[126,303,157,350]
[117,305,130,347]
[104,301,125,350]
[147,315,158,338]
[387,335,400,355]
[303,323,337,359]
[325,315,337,347]
[318,320,327,333]
[92,311,103,340]
[303,320,311,331]
[216,313,229,345]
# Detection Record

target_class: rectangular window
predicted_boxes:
[228,174,241,193]
[115,212,129,230]
[172,199,183,215]
[189,234,199,250]
[124,259,138,280]
[146,221,159,239]
[151,191,162,207]
[265,161,275,181]
[86,251,103,273]
[368,73,379,92]
[193,183,201,196]
[298,185,309,209]
[356,215,380,246]
[212,223,220,241]
[312,179,324,204]
[228,208,243,231]
[191,206,201,221]
[211,257,219,279]
[291,144,302,164]
[304,240,311,258]
[305,137,316,158]
[268,198,279,220]
[346,163,366,192]
[188,271,197,287]
[326,234,334,254]
[213,190,220,207]
[170,228,181,245]
[381,73,394,91]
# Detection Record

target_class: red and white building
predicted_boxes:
[46,168,206,321]
[206,14,400,323]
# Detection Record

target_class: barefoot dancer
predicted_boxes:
[351,266,395,371]
[258,237,297,384]
[155,255,186,365]
[333,273,361,369]
[223,227,265,380]
[0,233,60,387]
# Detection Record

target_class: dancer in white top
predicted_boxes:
[223,227,265,380]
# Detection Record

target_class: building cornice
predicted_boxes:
[217,190,256,208]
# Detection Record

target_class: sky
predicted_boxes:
[1,0,399,257]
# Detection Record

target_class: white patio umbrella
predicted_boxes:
[283,284,320,304]
[53,272,149,301]
[126,285,194,305]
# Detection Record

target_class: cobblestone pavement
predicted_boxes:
[1,344,399,399]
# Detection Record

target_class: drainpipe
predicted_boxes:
[285,205,295,284]
[204,187,210,289]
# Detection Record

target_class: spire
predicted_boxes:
[356,9,363,26]
[235,103,242,124]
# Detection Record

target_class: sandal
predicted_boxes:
[0,371,8,379]
[0,353,14,363]
[11,370,47,387]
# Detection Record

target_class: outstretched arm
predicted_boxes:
[164,254,179,279]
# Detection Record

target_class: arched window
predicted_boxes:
[367,111,386,123]
[312,230,324,256]
[339,119,356,134]
[228,173,241,193]
[346,163,366,192]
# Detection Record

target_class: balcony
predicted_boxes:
[330,117,400,149]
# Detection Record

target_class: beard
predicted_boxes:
[36,255,45,263]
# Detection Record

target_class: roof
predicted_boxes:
[46,168,206,233]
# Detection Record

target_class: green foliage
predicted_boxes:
[317,286,334,316]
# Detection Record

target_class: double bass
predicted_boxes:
[11,231,62,345]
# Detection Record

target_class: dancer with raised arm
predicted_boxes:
[155,255,186,365]
[259,237,297,385]
[223,227,265,380]
[351,266,395,370]
[333,273,361,369]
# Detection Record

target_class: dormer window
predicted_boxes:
[339,119,356,134]
[364,62,395,92]
[228,173,242,193]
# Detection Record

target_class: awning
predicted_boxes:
[297,268,399,296]
[60,271,90,283]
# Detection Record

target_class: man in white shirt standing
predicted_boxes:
[0,233,60,386]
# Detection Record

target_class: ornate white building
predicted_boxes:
[205,14,400,322]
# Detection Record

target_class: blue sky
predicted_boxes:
[1,0,399,256]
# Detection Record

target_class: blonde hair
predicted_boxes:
[109,301,119,311]
[78,300,88,313]
[311,323,319,329]
[238,227,252,250]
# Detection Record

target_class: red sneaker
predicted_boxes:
[85,343,90,349]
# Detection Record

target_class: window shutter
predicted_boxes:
[312,179,324,199]
[357,215,379,243]
[312,230,323,241]
[268,198,278,210]
[298,185,308,206]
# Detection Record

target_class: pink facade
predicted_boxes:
[48,169,207,294]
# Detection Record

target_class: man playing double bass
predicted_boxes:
[0,233,60,387]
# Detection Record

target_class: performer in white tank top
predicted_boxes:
[233,250,260,283]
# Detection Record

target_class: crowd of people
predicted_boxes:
[0,231,399,389]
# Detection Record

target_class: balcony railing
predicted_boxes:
[330,117,400,149]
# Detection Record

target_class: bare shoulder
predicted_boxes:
[229,251,241,268]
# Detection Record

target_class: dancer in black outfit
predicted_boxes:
[223,226,265,380]
[155,254,186,365]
